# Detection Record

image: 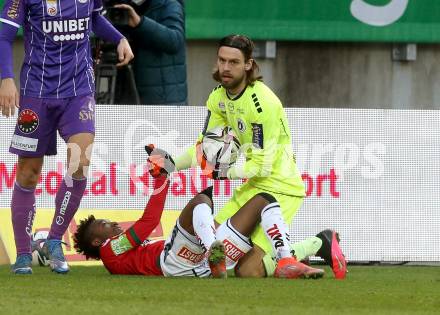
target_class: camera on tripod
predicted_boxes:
[94,0,143,105]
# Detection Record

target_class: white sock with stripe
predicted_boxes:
[260,202,292,261]
[192,203,216,252]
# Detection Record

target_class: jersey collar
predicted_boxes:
[226,85,247,101]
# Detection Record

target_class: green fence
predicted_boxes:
[2,0,440,43]
[186,0,440,43]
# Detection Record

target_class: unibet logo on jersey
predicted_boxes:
[42,18,90,42]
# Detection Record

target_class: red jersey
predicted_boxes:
[100,238,165,275]
[99,177,170,276]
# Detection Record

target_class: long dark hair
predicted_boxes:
[212,34,263,86]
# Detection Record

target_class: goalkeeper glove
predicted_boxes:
[208,162,229,180]
[195,141,229,180]
[145,144,176,178]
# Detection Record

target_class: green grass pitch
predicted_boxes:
[0,265,439,315]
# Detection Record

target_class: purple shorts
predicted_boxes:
[9,94,95,157]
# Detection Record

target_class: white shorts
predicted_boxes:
[160,220,211,277]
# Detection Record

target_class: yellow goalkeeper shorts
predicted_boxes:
[215,182,304,255]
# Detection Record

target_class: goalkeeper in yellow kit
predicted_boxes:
[150,35,346,279]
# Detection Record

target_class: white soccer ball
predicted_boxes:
[201,126,240,166]
[31,231,50,267]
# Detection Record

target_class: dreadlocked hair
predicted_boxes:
[73,215,101,260]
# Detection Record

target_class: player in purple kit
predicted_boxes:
[0,0,133,274]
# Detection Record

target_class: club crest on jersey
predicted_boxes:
[218,102,225,111]
[237,118,246,133]
[18,109,39,134]
[46,0,58,16]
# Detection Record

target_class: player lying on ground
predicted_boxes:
[74,175,227,278]
[73,147,324,278]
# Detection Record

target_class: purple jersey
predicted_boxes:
[0,0,103,98]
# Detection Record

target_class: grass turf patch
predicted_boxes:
[0,265,439,315]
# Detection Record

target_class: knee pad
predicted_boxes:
[216,219,253,270]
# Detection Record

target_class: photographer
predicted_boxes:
[113,0,187,105]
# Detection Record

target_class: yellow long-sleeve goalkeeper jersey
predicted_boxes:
[175,81,305,197]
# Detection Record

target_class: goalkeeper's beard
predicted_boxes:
[220,73,246,93]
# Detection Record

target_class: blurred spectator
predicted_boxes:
[114,0,187,105]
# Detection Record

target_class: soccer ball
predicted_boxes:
[31,231,50,267]
[201,126,240,166]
